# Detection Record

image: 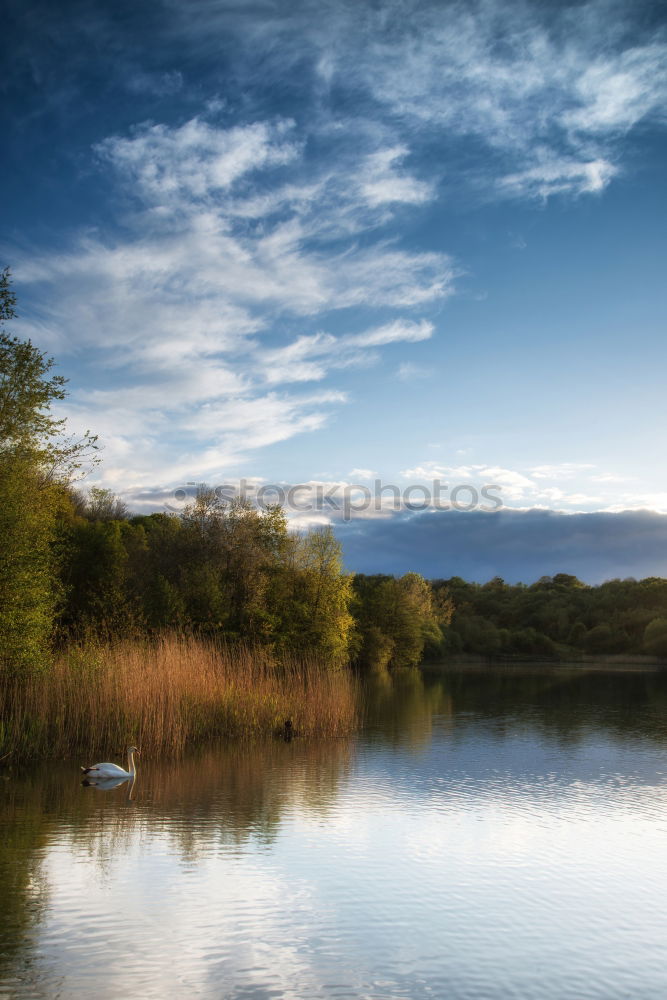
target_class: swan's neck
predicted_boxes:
[127,750,136,775]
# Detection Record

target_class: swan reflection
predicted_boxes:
[81,774,136,799]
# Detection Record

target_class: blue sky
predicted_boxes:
[3,0,667,581]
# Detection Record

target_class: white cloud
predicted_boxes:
[531,463,597,481]
[96,118,298,207]
[346,318,434,348]
[397,459,657,513]
[14,112,456,490]
[396,362,432,381]
[306,0,667,200]
[499,154,617,200]
[10,0,667,502]
[591,473,633,484]
[359,146,434,207]
[560,43,667,135]
[151,2,665,209]
[257,319,434,385]
[606,492,667,513]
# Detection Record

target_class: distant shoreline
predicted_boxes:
[424,653,666,671]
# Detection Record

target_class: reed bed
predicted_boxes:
[0,635,358,760]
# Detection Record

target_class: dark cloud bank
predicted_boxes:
[337,509,667,584]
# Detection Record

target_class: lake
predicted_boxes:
[2,665,667,999]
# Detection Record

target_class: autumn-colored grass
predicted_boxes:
[0,635,358,760]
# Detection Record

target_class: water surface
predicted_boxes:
[2,665,667,999]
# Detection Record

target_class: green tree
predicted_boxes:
[0,269,96,671]
[142,573,186,629]
[285,526,354,662]
[0,268,96,479]
[0,452,65,671]
[0,269,66,451]
[567,621,588,647]
[584,623,614,653]
[83,486,129,521]
[353,572,447,669]
[58,519,135,635]
[643,618,667,658]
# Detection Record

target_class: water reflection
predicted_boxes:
[362,662,667,749]
[2,665,667,999]
[81,774,136,794]
[432,663,667,746]
[362,667,453,748]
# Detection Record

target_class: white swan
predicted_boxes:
[81,745,140,778]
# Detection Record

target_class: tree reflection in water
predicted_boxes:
[3,664,667,993]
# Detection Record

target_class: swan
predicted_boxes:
[81,745,140,778]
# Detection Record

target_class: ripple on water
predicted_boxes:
[3,670,667,999]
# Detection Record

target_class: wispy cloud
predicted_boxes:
[301,0,667,199]
[358,146,434,207]
[7,0,667,503]
[114,0,667,204]
[259,319,435,385]
[530,463,597,481]
[396,362,433,381]
[348,318,434,348]
[96,118,299,207]
[498,154,617,200]
[14,114,452,486]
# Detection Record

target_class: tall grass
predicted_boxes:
[0,635,358,760]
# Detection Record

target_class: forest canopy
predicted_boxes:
[434,574,667,659]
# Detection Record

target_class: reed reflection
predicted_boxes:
[1,736,355,988]
[3,663,667,995]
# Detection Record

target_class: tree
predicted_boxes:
[285,526,354,662]
[352,572,447,669]
[58,519,135,635]
[0,451,65,671]
[0,269,96,672]
[584,623,614,653]
[1,274,66,452]
[643,618,667,658]
[84,487,129,521]
[567,621,587,647]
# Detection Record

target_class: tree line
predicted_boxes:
[0,269,448,675]
[433,574,667,659]
[3,267,667,676]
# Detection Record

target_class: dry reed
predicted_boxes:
[0,635,358,760]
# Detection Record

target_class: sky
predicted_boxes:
[3,0,667,582]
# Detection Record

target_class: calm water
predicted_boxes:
[2,665,667,999]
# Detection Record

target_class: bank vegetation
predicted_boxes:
[0,269,449,759]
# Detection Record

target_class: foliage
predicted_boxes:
[6,267,667,689]
[278,525,355,663]
[81,486,129,521]
[433,574,667,659]
[352,572,451,669]
[0,453,65,672]
[0,269,96,674]
[0,269,66,454]
[643,618,667,657]
[55,492,356,664]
